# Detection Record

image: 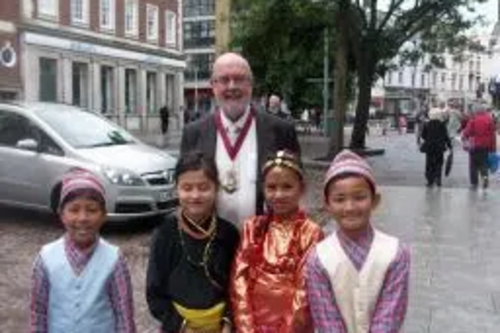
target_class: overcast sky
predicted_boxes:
[375,1,498,34]
[477,0,498,33]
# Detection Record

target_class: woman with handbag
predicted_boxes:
[462,102,497,189]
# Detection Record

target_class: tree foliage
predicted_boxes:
[231,0,487,151]
[231,0,333,113]
[340,0,488,148]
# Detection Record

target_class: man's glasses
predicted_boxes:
[212,75,252,87]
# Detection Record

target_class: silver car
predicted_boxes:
[0,102,178,222]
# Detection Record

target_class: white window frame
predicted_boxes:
[38,0,59,18]
[71,0,89,25]
[100,0,115,31]
[146,4,159,42]
[165,10,177,47]
[124,0,139,37]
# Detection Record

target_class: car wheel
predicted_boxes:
[50,183,62,214]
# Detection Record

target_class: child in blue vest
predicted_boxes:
[29,170,136,333]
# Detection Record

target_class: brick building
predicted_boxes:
[0,0,185,132]
[0,2,21,100]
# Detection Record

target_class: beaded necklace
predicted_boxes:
[177,210,223,290]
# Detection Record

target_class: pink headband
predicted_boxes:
[59,170,106,209]
[323,149,376,195]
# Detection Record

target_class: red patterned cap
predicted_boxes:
[324,149,376,195]
[59,170,106,209]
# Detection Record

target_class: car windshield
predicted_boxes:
[36,107,136,148]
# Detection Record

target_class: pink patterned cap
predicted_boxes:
[323,149,376,196]
[59,170,106,210]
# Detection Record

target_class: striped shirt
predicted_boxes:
[305,226,410,333]
[29,235,136,333]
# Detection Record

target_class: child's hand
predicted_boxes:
[221,323,232,333]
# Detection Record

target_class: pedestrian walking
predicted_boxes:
[230,150,323,333]
[415,105,429,145]
[159,105,170,135]
[267,94,289,120]
[398,115,407,134]
[305,150,410,332]
[29,170,136,333]
[420,108,452,187]
[301,109,311,135]
[146,152,239,333]
[462,101,497,189]
[180,52,301,228]
[312,108,322,132]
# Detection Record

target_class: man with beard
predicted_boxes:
[180,52,301,228]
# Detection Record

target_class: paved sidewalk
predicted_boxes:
[370,186,500,333]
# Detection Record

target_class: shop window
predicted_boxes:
[72,62,89,108]
[39,58,57,102]
[101,66,114,113]
[125,69,137,113]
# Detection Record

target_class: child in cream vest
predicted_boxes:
[305,150,410,333]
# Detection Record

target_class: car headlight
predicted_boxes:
[102,167,145,186]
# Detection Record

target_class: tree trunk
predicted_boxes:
[350,52,375,149]
[327,8,348,158]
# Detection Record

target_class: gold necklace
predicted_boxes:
[182,212,216,238]
[177,216,223,290]
[177,214,217,267]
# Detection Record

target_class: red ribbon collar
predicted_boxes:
[214,108,255,161]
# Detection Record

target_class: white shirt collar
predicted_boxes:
[219,106,252,132]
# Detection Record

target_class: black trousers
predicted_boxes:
[425,151,444,186]
[469,149,489,186]
[161,119,169,135]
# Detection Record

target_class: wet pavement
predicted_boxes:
[372,186,500,332]
[1,130,500,332]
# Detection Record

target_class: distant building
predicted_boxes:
[373,43,486,115]
[182,0,231,117]
[0,0,185,132]
[485,1,500,108]
[182,0,215,116]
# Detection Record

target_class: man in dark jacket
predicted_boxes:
[159,105,169,135]
[180,52,300,228]
[421,108,452,187]
[267,94,290,120]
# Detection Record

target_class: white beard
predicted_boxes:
[220,104,248,121]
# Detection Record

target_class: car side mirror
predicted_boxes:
[16,138,39,151]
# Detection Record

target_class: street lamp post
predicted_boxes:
[194,65,199,117]
[323,28,329,136]
[312,0,330,136]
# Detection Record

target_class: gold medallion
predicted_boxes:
[222,168,238,193]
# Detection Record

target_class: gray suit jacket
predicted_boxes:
[180,109,301,214]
